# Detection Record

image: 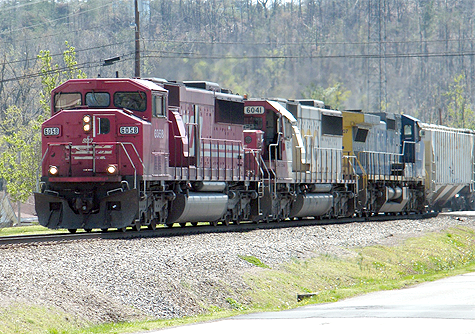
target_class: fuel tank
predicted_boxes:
[192,181,227,192]
[167,192,228,223]
[290,193,334,218]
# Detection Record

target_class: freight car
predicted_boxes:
[34,78,474,232]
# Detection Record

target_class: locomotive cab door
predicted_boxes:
[401,115,420,163]
[93,114,115,141]
[151,93,170,175]
[89,114,117,174]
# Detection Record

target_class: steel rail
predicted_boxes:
[0,212,439,246]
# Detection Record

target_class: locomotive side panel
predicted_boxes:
[167,83,245,182]
[292,101,344,184]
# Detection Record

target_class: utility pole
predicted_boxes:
[367,0,387,113]
[135,0,141,78]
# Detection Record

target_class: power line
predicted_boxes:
[0,23,114,46]
[0,1,115,37]
[2,46,475,85]
[0,52,134,84]
[0,0,48,12]
[0,40,133,67]
[141,49,475,60]
[142,37,475,47]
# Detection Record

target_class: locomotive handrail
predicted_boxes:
[354,155,368,189]
[311,146,343,183]
[342,153,358,182]
[36,146,52,192]
[268,131,282,194]
[118,142,145,190]
[357,150,401,180]
[357,142,421,180]
[244,148,264,180]
[259,154,273,182]
[200,137,244,181]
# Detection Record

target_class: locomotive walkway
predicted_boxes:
[148,271,475,334]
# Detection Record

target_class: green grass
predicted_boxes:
[243,226,475,310]
[2,225,475,333]
[0,305,87,334]
[238,255,271,269]
[0,224,67,236]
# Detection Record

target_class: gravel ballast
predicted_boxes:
[0,214,474,324]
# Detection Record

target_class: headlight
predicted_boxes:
[106,164,118,175]
[83,115,92,132]
[48,165,59,176]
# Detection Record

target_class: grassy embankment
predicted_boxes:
[1,225,475,333]
[0,224,65,236]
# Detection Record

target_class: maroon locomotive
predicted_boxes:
[35,78,261,232]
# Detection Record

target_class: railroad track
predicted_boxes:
[0,212,438,246]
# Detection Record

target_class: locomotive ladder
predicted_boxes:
[258,155,273,216]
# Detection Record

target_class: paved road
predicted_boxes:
[149,272,475,334]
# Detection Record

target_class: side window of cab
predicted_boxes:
[152,94,167,117]
[114,91,147,111]
[54,92,82,112]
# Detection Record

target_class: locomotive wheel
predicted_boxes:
[165,223,174,228]
[222,216,231,226]
[84,229,92,233]
[210,221,218,227]
[233,220,240,225]
[179,222,187,227]
[132,223,141,231]
[117,227,127,232]
[148,222,156,230]
[191,222,198,227]
[68,229,77,234]
[101,228,108,232]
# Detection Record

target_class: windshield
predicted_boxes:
[85,92,110,107]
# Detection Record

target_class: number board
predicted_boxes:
[119,126,139,135]
[43,127,60,136]
[244,106,265,115]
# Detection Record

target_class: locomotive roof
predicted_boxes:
[52,78,168,93]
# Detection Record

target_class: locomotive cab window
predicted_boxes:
[322,114,343,136]
[114,91,147,112]
[152,94,166,117]
[244,116,263,130]
[283,119,293,140]
[215,99,244,124]
[354,127,369,142]
[387,119,396,130]
[85,92,110,107]
[54,92,82,112]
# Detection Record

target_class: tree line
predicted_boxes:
[0,0,475,200]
